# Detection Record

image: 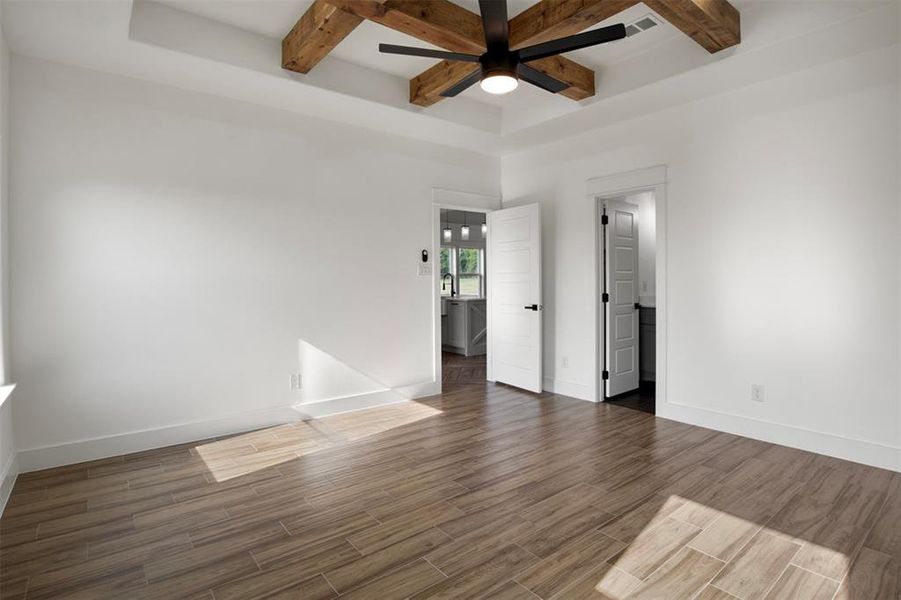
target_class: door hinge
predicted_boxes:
[602,370,609,380]
[601,214,609,225]
[602,292,609,303]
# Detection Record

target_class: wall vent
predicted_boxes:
[625,14,660,37]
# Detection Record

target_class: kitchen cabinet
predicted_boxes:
[442,298,486,357]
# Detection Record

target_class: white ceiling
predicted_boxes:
[3,1,896,155]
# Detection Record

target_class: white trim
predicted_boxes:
[0,451,18,518]
[294,390,410,419]
[657,401,901,473]
[543,377,594,402]
[0,385,17,517]
[17,403,301,472]
[432,188,501,210]
[587,166,667,198]
[17,385,426,473]
[591,166,667,404]
[432,188,501,392]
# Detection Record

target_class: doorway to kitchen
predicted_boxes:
[439,208,488,389]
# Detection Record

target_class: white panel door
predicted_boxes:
[604,200,640,397]
[488,203,542,393]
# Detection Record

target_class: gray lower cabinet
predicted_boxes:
[442,299,487,356]
[445,300,466,347]
[639,307,656,382]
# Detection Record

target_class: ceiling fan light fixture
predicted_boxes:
[480,73,518,95]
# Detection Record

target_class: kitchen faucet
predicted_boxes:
[442,273,456,297]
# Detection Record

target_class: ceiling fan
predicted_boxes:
[378,0,626,97]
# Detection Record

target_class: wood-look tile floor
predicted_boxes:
[1,383,899,599]
[441,352,487,386]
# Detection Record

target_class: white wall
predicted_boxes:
[0,3,16,511]
[503,45,901,469]
[9,57,499,465]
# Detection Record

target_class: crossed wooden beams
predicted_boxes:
[283,0,740,107]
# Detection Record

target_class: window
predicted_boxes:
[440,247,455,297]
[457,248,483,297]
[440,246,484,297]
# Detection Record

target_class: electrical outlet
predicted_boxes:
[290,373,302,391]
[562,356,569,368]
[751,384,765,403]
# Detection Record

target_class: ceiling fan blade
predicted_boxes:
[479,0,509,50]
[379,44,481,63]
[516,63,569,94]
[517,24,627,63]
[440,67,482,98]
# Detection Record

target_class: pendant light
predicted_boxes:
[461,212,470,241]
[442,211,452,242]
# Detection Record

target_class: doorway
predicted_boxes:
[438,208,489,390]
[432,199,544,396]
[599,190,658,414]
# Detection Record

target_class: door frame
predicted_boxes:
[431,189,500,395]
[589,166,667,404]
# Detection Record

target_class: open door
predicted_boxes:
[603,200,640,397]
[488,203,542,393]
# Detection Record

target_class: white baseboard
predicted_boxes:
[0,451,19,518]
[657,401,901,473]
[293,389,410,418]
[543,377,595,402]
[16,385,438,474]
[17,404,302,473]
[396,380,441,400]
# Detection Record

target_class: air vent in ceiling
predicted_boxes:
[624,14,660,37]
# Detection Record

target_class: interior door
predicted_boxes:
[604,200,640,397]
[488,203,542,393]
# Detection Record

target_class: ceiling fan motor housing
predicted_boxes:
[480,51,518,81]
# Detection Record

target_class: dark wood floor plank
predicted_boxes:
[514,529,625,598]
[339,558,446,599]
[1,382,898,599]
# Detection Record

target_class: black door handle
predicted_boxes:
[524,304,540,311]
[634,302,642,310]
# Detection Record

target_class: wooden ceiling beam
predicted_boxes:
[643,0,740,53]
[508,0,639,49]
[282,0,370,74]
[327,0,485,53]
[284,0,740,107]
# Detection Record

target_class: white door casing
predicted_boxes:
[488,203,542,393]
[604,200,640,397]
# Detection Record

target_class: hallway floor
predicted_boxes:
[441,351,487,387]
[607,381,656,415]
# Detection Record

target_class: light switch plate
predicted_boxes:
[418,263,432,276]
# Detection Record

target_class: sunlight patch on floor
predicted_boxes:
[593,494,850,599]
[194,400,442,482]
